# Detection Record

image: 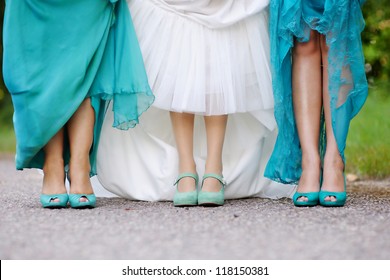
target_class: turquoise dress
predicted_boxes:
[3,0,154,175]
[264,0,368,184]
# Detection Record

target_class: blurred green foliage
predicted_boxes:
[1,0,13,128]
[362,0,390,84]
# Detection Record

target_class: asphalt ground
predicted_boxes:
[1,155,389,260]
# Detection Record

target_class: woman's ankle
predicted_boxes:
[42,158,66,194]
[297,154,321,194]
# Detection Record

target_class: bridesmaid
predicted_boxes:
[265,0,368,206]
[2,0,154,208]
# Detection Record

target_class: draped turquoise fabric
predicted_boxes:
[264,0,368,184]
[3,0,154,175]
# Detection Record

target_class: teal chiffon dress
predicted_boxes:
[3,0,154,174]
[264,0,368,184]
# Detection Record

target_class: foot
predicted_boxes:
[202,168,223,192]
[42,159,66,203]
[321,153,345,202]
[177,176,197,192]
[173,172,198,207]
[68,158,94,203]
[201,171,224,192]
[198,173,225,206]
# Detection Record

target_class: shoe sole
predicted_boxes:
[42,205,67,209]
[293,203,318,207]
[319,203,346,207]
[198,202,224,207]
[173,203,197,207]
[70,205,95,209]
[293,201,318,207]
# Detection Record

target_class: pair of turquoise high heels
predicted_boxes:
[173,173,226,207]
[293,174,347,207]
[40,193,96,209]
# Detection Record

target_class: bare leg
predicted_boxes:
[202,115,228,192]
[42,128,66,201]
[170,112,197,192]
[67,98,95,202]
[320,35,345,201]
[292,30,323,201]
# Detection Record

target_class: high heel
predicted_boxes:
[319,174,347,207]
[173,173,199,207]
[293,169,322,207]
[198,173,226,206]
[293,191,319,207]
[66,173,96,209]
[40,193,69,208]
[68,193,96,209]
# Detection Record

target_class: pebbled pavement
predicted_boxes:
[0,155,389,260]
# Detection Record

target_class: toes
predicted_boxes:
[325,195,337,202]
[49,198,60,203]
[297,196,308,202]
[79,196,89,203]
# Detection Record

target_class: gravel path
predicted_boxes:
[1,156,389,260]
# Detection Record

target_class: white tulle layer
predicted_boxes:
[96,106,295,201]
[95,0,296,201]
[128,0,274,115]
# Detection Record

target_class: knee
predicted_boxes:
[293,30,320,56]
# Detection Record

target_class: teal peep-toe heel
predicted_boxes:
[319,174,347,207]
[293,170,322,207]
[40,193,69,208]
[293,191,319,207]
[173,173,199,207]
[198,173,226,207]
[66,173,96,209]
[68,193,96,209]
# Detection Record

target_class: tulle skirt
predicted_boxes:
[95,0,296,201]
[130,0,274,116]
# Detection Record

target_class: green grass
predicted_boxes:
[0,126,15,154]
[346,83,390,179]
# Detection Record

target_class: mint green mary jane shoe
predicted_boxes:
[198,173,226,207]
[173,173,199,207]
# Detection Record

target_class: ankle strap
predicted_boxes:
[202,173,226,187]
[173,173,199,186]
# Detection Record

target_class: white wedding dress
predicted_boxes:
[94,0,296,201]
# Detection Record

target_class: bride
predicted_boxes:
[95,0,295,202]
